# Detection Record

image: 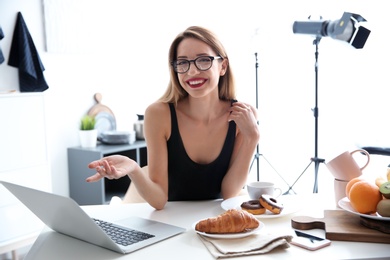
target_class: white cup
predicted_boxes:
[334,178,349,207]
[247,181,282,200]
[326,149,370,181]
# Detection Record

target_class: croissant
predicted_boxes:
[195,209,260,234]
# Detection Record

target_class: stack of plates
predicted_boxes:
[99,131,135,144]
[94,112,117,139]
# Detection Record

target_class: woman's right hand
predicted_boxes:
[86,155,135,182]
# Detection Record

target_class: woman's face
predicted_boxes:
[175,38,227,99]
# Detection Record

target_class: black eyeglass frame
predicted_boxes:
[171,56,222,74]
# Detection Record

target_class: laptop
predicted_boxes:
[0,181,186,254]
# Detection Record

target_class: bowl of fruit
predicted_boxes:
[338,167,390,220]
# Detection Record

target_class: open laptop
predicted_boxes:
[0,181,185,254]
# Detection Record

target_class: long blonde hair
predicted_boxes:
[158,26,236,104]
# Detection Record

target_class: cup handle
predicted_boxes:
[274,188,282,198]
[350,149,370,171]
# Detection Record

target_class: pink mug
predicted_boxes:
[326,149,370,181]
[334,179,349,206]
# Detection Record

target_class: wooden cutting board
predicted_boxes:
[87,93,115,118]
[291,210,390,243]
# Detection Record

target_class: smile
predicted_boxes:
[186,78,207,88]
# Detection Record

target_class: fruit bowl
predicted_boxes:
[338,197,390,221]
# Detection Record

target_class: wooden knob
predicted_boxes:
[94,93,102,103]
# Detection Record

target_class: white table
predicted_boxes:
[0,203,43,260]
[24,194,390,260]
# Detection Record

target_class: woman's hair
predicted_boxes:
[158,26,236,104]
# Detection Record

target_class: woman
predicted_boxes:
[86,26,260,210]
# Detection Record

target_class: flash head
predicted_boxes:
[293,12,371,49]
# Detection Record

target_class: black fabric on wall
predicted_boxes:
[8,12,49,92]
[0,26,4,64]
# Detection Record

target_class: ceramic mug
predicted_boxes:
[334,179,349,207]
[247,181,282,200]
[326,149,370,181]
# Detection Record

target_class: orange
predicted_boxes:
[345,177,365,199]
[348,180,382,214]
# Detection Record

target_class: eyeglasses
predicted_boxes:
[171,56,222,74]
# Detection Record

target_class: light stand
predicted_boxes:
[284,36,325,194]
[250,52,291,188]
[251,52,260,181]
[285,12,370,194]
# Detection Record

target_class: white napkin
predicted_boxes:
[198,233,293,258]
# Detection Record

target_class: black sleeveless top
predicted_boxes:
[167,103,236,201]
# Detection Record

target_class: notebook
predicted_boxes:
[0,181,186,254]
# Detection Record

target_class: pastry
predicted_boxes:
[241,199,266,215]
[259,194,284,214]
[195,209,260,233]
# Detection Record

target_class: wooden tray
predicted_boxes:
[291,210,390,243]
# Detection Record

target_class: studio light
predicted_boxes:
[293,12,371,48]
[284,12,371,195]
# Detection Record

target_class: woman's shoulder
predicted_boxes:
[145,101,171,115]
[145,102,171,139]
[145,102,172,124]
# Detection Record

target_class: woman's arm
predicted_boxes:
[131,102,171,209]
[221,101,260,199]
[86,102,171,210]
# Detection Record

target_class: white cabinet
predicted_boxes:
[0,93,51,258]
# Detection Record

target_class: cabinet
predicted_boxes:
[68,141,147,205]
[0,93,51,259]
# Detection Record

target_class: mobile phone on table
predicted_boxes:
[290,230,331,251]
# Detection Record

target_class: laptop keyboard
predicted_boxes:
[93,218,155,246]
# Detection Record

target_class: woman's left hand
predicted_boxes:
[228,101,259,140]
[86,155,135,182]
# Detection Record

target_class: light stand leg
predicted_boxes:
[284,161,312,195]
[250,152,292,188]
[250,152,259,180]
[284,36,326,194]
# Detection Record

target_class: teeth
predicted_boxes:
[189,80,203,85]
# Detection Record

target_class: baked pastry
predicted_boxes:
[259,194,284,214]
[195,209,260,234]
[241,199,266,215]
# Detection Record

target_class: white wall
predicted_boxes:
[1,0,389,197]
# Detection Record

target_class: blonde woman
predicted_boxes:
[87,26,259,210]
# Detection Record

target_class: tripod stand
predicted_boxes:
[251,52,260,181]
[284,36,325,194]
[250,53,291,187]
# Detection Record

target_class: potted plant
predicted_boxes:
[80,115,96,130]
[79,115,98,148]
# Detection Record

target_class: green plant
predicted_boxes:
[80,115,96,130]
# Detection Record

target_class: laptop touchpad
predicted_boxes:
[116,216,160,229]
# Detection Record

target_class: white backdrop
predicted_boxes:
[0,0,389,196]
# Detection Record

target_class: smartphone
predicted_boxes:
[290,230,331,251]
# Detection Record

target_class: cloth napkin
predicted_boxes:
[198,233,293,258]
[8,12,49,92]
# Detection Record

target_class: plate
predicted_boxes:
[338,197,390,221]
[100,131,131,144]
[192,220,264,239]
[221,195,302,219]
[94,112,116,138]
